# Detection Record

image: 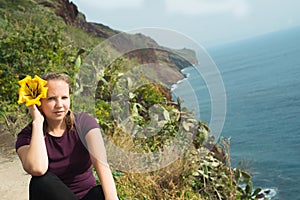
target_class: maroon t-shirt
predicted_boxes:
[15,112,99,198]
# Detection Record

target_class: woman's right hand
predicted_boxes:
[28,105,44,123]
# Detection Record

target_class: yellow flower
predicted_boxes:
[17,75,48,106]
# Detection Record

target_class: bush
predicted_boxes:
[0,17,76,108]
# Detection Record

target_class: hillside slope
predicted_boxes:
[1,0,197,86]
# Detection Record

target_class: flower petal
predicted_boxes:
[17,75,48,106]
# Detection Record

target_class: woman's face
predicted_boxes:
[40,79,70,122]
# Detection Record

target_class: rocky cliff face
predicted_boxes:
[38,0,197,86]
[38,0,118,38]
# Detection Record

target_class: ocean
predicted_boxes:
[172,26,300,199]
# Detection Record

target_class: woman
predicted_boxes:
[15,72,118,200]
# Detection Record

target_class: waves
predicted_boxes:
[173,27,300,199]
[170,68,190,91]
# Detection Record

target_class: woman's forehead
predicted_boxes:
[47,79,69,86]
[47,80,70,92]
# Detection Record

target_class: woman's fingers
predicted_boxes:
[28,105,44,122]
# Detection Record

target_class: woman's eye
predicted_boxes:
[62,96,69,99]
[47,97,55,100]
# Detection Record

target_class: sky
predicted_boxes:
[71,0,300,47]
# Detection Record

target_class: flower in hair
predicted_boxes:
[17,75,48,106]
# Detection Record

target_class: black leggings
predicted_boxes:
[29,172,105,200]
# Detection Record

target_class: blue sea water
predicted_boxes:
[173,26,300,199]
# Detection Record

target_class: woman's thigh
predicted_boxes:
[29,172,78,200]
[81,185,105,200]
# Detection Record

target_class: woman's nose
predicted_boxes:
[55,99,63,107]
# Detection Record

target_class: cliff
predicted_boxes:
[37,0,198,86]
[0,0,198,86]
[38,0,118,38]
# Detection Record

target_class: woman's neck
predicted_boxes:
[46,119,66,137]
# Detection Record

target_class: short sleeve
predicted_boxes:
[74,112,100,137]
[74,112,109,168]
[15,124,32,151]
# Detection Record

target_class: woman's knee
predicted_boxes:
[30,171,58,188]
[29,172,78,200]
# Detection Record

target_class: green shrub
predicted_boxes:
[0,18,76,112]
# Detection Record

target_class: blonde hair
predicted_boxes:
[41,72,75,132]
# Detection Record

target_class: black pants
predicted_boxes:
[29,172,105,200]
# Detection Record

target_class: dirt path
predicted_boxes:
[0,154,30,200]
[0,123,30,200]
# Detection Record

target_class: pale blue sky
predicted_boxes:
[71,0,300,47]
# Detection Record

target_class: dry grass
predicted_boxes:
[114,155,203,200]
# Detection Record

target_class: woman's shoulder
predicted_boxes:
[15,122,33,150]
[74,112,95,121]
[18,122,33,136]
[73,112,99,131]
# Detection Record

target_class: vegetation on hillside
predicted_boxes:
[0,1,268,199]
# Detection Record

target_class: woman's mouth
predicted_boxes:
[54,111,65,115]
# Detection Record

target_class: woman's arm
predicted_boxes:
[17,105,48,176]
[85,128,119,200]
[91,155,119,200]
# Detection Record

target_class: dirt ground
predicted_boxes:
[0,124,30,200]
